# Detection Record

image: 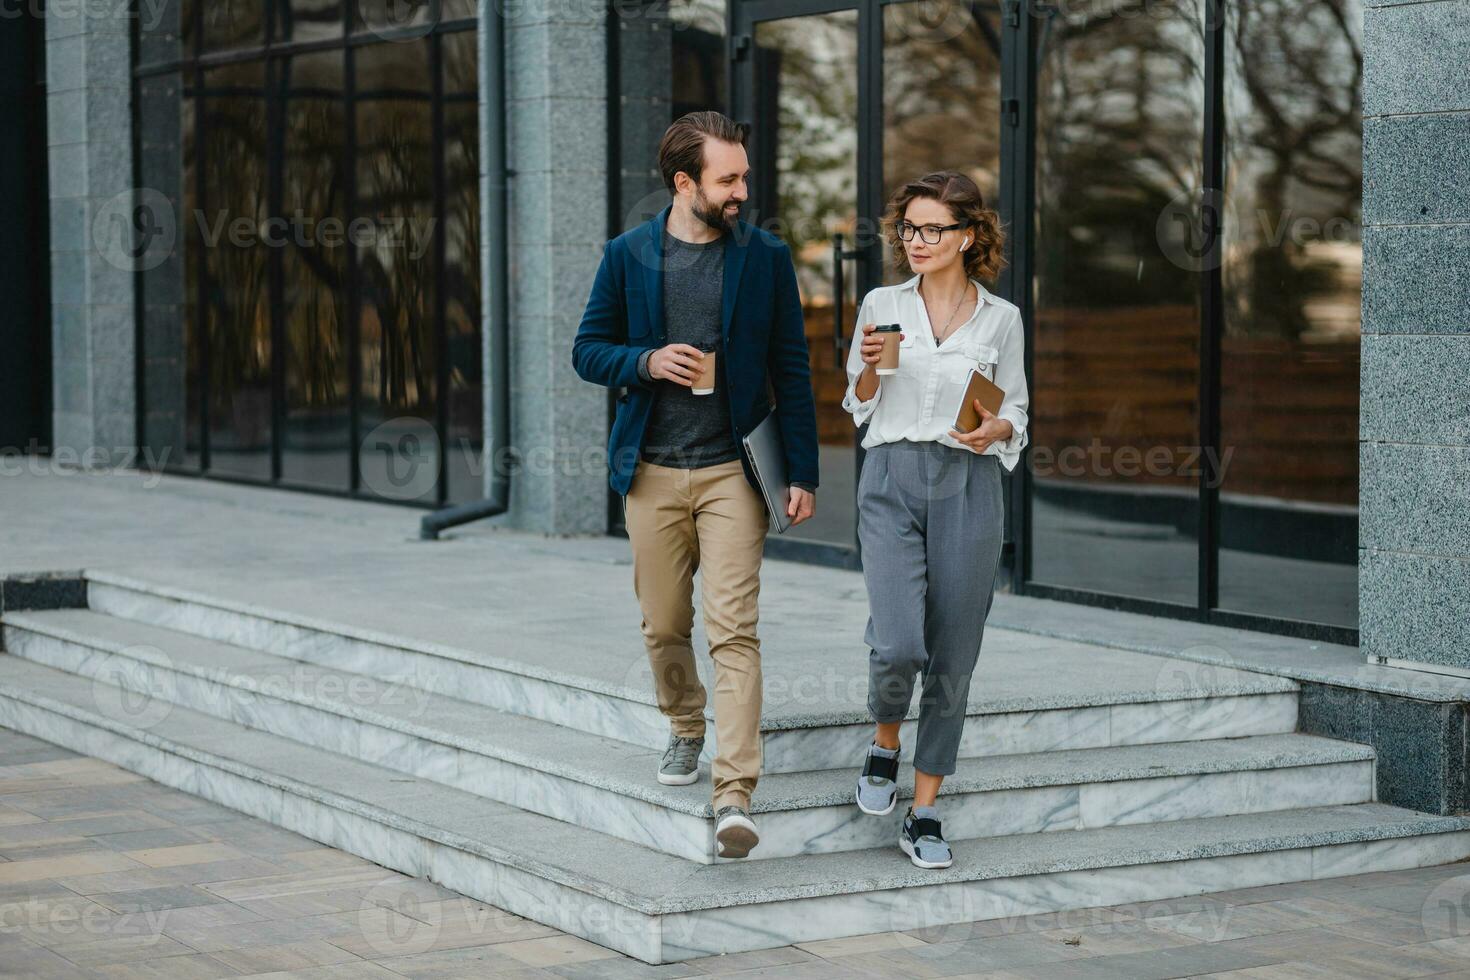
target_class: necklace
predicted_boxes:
[924,277,972,345]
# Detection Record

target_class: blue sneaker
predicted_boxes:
[855,740,900,815]
[900,805,953,869]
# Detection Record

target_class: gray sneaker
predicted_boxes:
[900,805,954,869]
[658,733,704,786]
[715,804,759,859]
[856,740,900,815]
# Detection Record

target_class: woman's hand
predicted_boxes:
[949,400,1014,453]
[858,323,901,366]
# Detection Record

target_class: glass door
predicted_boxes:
[1028,0,1207,609]
[720,0,1358,640]
[880,2,1006,276]
[878,0,1016,570]
[732,1,866,564]
[731,0,1018,568]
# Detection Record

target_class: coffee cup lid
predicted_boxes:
[873,323,902,333]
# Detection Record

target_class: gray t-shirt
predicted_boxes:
[637,229,740,469]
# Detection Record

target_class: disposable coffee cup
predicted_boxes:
[692,346,717,395]
[874,324,902,375]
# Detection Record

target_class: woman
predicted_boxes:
[842,170,1029,870]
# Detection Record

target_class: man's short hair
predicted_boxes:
[657,111,750,194]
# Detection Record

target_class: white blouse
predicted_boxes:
[841,273,1030,472]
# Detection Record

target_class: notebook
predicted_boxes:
[953,369,1006,433]
[741,411,792,534]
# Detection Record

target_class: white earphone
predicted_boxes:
[961,236,971,250]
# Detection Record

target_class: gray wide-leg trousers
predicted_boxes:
[858,439,1005,776]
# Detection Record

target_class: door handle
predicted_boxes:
[831,232,868,370]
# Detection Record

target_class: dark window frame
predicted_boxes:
[131,0,478,509]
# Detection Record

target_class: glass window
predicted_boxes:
[354,41,439,504]
[1217,0,1362,627]
[1031,0,1207,606]
[201,60,272,480]
[280,0,344,42]
[202,0,266,54]
[670,0,727,115]
[356,0,431,37]
[280,51,351,490]
[881,0,1003,261]
[135,6,479,506]
[443,30,483,504]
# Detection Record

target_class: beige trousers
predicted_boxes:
[623,458,768,811]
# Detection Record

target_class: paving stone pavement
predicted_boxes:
[0,729,1467,979]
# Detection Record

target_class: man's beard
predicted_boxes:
[693,185,738,233]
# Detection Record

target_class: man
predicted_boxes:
[571,111,819,859]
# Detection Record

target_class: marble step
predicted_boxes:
[4,610,1374,864]
[81,570,1302,770]
[0,653,1465,965]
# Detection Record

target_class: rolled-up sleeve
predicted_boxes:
[991,309,1030,468]
[840,294,882,427]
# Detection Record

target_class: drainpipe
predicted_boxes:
[421,1,512,540]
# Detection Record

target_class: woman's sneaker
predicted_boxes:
[900,805,954,869]
[715,805,759,859]
[855,740,900,815]
[658,733,704,786]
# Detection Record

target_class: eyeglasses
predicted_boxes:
[897,220,968,245]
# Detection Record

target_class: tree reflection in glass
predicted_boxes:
[202,61,272,479]
[281,50,351,490]
[355,41,439,503]
[1030,0,1206,605]
[881,2,1003,285]
[1218,0,1362,626]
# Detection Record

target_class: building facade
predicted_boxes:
[1,0,1465,671]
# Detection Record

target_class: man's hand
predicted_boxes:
[786,487,815,526]
[949,400,1014,454]
[647,344,705,386]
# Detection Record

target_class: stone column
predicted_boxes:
[484,4,611,534]
[46,3,137,467]
[1359,0,1470,674]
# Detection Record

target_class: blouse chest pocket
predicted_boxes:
[940,339,1000,383]
[971,342,1000,379]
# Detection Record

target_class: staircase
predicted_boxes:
[1,569,1467,964]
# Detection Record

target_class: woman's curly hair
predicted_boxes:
[882,170,1006,283]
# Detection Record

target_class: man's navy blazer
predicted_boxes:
[571,203,820,498]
